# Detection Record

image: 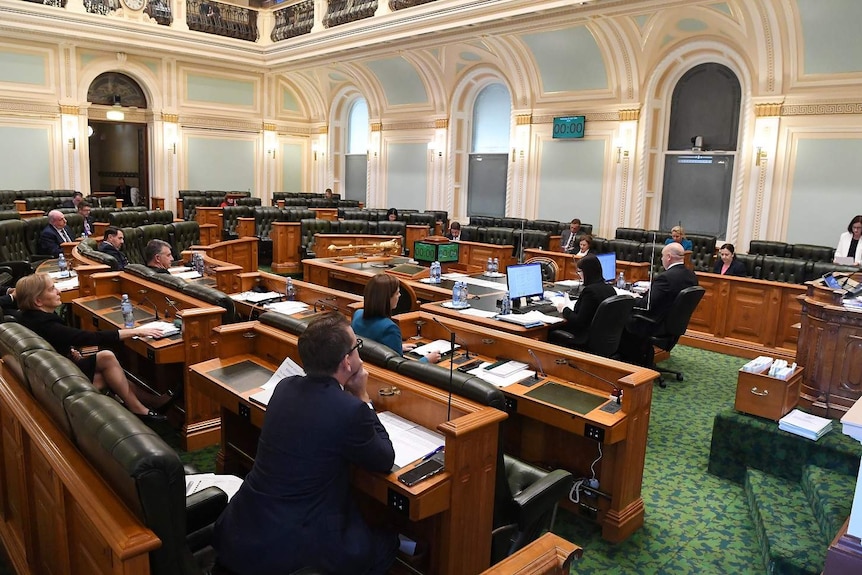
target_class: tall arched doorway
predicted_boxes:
[87,72,149,206]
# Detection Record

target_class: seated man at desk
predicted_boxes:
[145,239,173,274]
[213,313,398,575]
[446,221,462,241]
[98,226,128,270]
[15,273,165,421]
[620,242,698,364]
[38,210,75,257]
[560,218,582,254]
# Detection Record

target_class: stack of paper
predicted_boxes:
[497,311,564,327]
[264,300,310,315]
[171,269,202,280]
[249,356,305,406]
[778,409,833,441]
[230,291,283,303]
[185,473,244,501]
[140,320,180,338]
[413,339,460,357]
[377,411,444,468]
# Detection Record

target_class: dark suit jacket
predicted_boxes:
[116,184,132,205]
[713,258,747,277]
[560,229,580,253]
[38,225,73,257]
[98,241,129,270]
[444,232,461,241]
[561,282,616,343]
[213,374,397,575]
[18,309,119,357]
[635,263,699,324]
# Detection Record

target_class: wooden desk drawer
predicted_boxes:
[734,366,804,421]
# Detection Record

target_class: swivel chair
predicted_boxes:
[524,256,559,282]
[630,286,705,388]
[548,294,636,358]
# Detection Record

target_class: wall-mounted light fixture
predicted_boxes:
[264,127,277,159]
[68,137,76,150]
[755,147,767,166]
[106,96,125,121]
[312,143,320,161]
[164,119,178,155]
[62,112,78,152]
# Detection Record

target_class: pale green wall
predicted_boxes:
[786,138,862,247]
[187,137,255,191]
[0,50,46,85]
[387,143,426,210]
[281,143,303,193]
[537,139,604,226]
[797,0,862,74]
[366,57,428,106]
[187,74,255,106]
[520,26,607,93]
[0,127,51,188]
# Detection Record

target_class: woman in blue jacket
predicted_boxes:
[352,274,441,363]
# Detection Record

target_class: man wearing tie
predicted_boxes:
[560,218,582,253]
[97,226,128,270]
[38,210,75,257]
[77,201,93,237]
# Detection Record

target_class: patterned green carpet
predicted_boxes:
[553,346,765,574]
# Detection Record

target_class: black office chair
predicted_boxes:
[548,294,636,358]
[491,455,574,563]
[524,256,559,283]
[392,278,419,314]
[631,286,705,387]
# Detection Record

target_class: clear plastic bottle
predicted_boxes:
[501,290,511,315]
[486,258,493,275]
[431,261,441,283]
[285,277,296,301]
[459,282,469,306]
[452,281,461,306]
[492,258,499,274]
[57,253,68,278]
[617,271,626,289]
[194,253,204,275]
[121,294,134,328]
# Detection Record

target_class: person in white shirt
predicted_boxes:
[834,215,862,265]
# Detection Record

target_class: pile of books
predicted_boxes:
[778,409,833,441]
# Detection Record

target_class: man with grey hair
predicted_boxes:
[144,239,173,274]
[38,210,74,257]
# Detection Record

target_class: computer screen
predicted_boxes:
[506,262,544,300]
[596,252,617,283]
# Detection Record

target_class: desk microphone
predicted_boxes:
[524,349,547,387]
[165,297,182,328]
[560,359,623,404]
[432,317,471,359]
[431,317,456,421]
[313,297,339,313]
[138,290,159,321]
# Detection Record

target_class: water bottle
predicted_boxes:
[285,277,296,301]
[57,253,68,278]
[617,271,626,289]
[194,253,204,275]
[452,281,461,306]
[501,290,511,315]
[486,258,493,275]
[459,282,468,307]
[121,294,134,328]
[493,258,499,274]
[431,261,441,283]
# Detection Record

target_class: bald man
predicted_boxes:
[38,210,75,257]
[621,242,698,364]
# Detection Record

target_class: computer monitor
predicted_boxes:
[506,262,544,300]
[596,252,617,283]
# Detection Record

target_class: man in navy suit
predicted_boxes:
[38,210,75,257]
[621,242,698,364]
[214,313,398,575]
[559,218,582,253]
[97,226,128,270]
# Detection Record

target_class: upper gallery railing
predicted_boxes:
[15,0,441,43]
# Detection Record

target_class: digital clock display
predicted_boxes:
[552,116,586,139]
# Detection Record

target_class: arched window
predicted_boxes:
[344,98,369,200]
[660,63,741,238]
[468,83,511,216]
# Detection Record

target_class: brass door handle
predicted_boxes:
[750,387,769,397]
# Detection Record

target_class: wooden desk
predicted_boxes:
[523,249,650,282]
[234,270,363,319]
[188,321,506,575]
[182,237,258,292]
[195,206,223,246]
[796,274,862,418]
[393,311,657,543]
[480,533,581,575]
[36,258,79,303]
[312,234,402,258]
[682,271,804,360]
[419,300,550,340]
[310,207,338,221]
[72,270,227,449]
[456,240,516,269]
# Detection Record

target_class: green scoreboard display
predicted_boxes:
[413,241,460,263]
[552,115,586,139]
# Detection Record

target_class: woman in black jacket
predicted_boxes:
[16,273,165,421]
[560,255,616,345]
[713,243,747,277]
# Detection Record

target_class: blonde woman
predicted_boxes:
[664,225,693,251]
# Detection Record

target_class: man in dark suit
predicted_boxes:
[98,226,128,270]
[77,201,93,237]
[60,191,83,210]
[559,218,582,253]
[621,242,698,364]
[213,313,398,575]
[144,239,172,274]
[38,210,75,257]
[116,178,132,206]
[445,220,462,241]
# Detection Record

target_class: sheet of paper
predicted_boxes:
[55,277,79,291]
[556,280,582,287]
[264,300,310,315]
[231,291,283,303]
[172,270,202,280]
[441,272,469,279]
[486,360,529,377]
[497,311,563,326]
[377,411,444,468]
[468,362,536,388]
[262,356,305,389]
[185,473,244,501]
[140,320,180,337]
[412,339,460,357]
[458,307,499,318]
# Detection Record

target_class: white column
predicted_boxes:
[262,124,278,202]
[159,114,180,209]
[612,113,639,232]
[312,0,327,32]
[172,0,190,31]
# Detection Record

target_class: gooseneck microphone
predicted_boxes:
[313,296,338,313]
[527,349,547,378]
[138,290,160,320]
[560,359,623,404]
[432,316,456,421]
[432,316,471,358]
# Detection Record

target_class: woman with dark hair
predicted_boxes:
[835,215,862,265]
[559,255,616,342]
[573,234,596,258]
[713,243,747,276]
[15,273,165,421]
[352,274,441,363]
[386,208,399,221]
